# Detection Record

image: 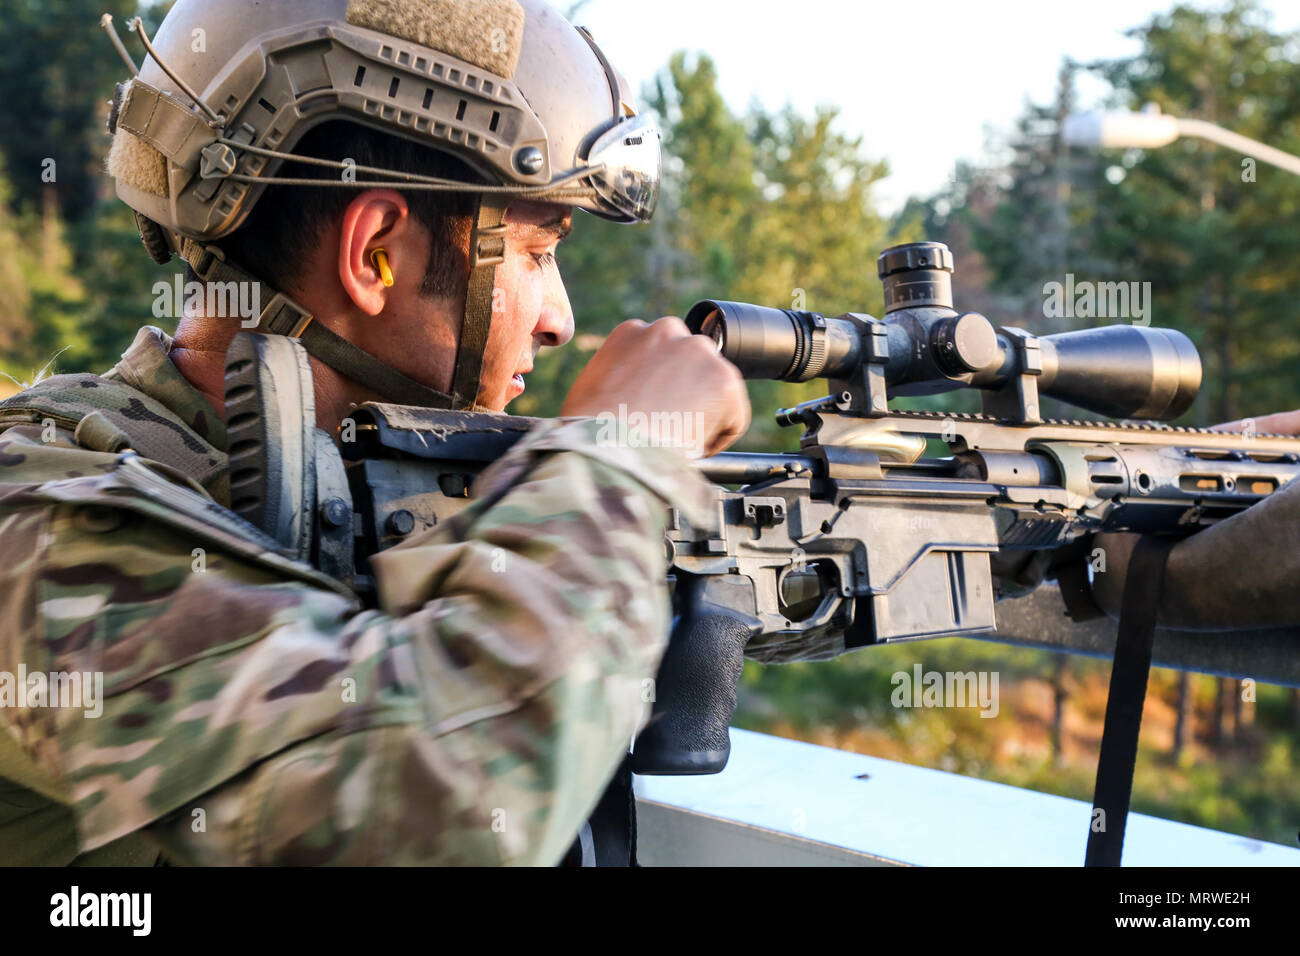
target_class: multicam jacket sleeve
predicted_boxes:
[0,418,713,865]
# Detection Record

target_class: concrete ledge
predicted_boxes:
[634,728,1300,866]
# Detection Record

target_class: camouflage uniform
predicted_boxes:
[0,326,713,865]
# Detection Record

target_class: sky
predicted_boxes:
[573,0,1300,214]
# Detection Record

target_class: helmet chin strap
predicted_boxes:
[176,195,508,415]
[452,194,509,408]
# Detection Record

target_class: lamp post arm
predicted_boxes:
[1176,118,1300,177]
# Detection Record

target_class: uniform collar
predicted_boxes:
[106,326,228,454]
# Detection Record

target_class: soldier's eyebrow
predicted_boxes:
[536,217,573,242]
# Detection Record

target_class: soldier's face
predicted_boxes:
[474,200,576,410]
[313,193,575,420]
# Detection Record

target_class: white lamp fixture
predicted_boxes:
[1062,103,1300,177]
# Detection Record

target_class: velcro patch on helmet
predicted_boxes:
[107,129,169,199]
[346,0,525,79]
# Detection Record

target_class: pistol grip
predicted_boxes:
[631,576,755,775]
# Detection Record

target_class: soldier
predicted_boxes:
[0,0,749,864]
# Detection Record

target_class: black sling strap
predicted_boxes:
[1085,535,1177,867]
[560,756,638,867]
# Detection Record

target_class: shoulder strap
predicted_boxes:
[0,374,227,495]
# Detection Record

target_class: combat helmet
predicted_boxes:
[102,0,660,408]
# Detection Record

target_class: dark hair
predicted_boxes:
[218,120,481,299]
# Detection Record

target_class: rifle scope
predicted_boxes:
[685,242,1202,422]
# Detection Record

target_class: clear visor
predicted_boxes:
[583,113,661,223]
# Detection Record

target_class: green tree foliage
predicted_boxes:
[0,1,169,220]
[0,172,177,385]
[0,1,175,386]
[966,0,1300,424]
[0,160,86,386]
[1093,0,1300,421]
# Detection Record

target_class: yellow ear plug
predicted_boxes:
[370,248,394,287]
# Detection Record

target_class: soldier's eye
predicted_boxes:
[529,252,557,269]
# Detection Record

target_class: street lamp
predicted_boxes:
[1062,104,1300,177]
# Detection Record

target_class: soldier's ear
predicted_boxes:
[337,190,409,316]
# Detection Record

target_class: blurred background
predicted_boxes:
[2,0,1298,846]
